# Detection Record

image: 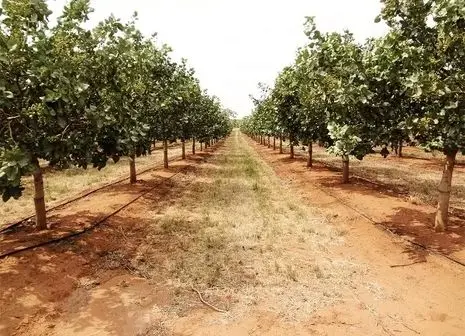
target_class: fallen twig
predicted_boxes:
[191,286,227,313]
[387,314,420,334]
[390,260,427,268]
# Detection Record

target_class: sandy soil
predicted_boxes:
[0,131,464,336]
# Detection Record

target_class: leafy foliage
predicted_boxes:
[0,0,232,203]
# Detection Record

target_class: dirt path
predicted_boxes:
[1,130,464,335]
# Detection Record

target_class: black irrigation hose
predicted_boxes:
[0,170,183,259]
[0,139,225,259]
[313,182,465,268]
[0,152,184,234]
[252,137,465,269]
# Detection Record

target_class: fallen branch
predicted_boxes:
[191,286,227,313]
[390,260,427,268]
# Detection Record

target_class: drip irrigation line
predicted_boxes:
[251,137,465,269]
[0,154,183,234]
[0,140,224,259]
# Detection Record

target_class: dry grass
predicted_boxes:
[129,131,374,322]
[0,142,188,227]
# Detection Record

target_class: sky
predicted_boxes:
[48,0,388,117]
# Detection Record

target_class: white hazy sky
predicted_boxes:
[48,0,387,117]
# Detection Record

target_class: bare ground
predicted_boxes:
[0,141,188,227]
[0,131,464,335]
[295,142,465,211]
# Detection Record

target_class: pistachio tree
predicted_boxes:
[305,25,375,182]
[379,0,465,230]
[294,21,332,167]
[271,67,303,159]
[0,0,108,229]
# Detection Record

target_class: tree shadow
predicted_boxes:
[0,167,194,334]
[0,138,231,334]
[255,140,465,264]
[380,207,465,256]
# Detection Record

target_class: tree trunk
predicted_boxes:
[33,161,47,230]
[163,139,168,169]
[273,137,276,150]
[307,141,313,168]
[342,155,349,183]
[192,138,196,155]
[267,136,271,148]
[181,138,186,159]
[290,143,294,159]
[200,142,203,151]
[279,136,283,154]
[129,154,137,184]
[434,151,457,231]
[398,140,403,157]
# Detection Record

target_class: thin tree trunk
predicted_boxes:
[290,143,294,159]
[267,136,270,148]
[192,138,196,155]
[307,141,313,168]
[273,137,276,150]
[279,136,283,154]
[398,140,403,157]
[434,151,457,231]
[392,142,398,156]
[163,139,168,169]
[33,160,47,230]
[200,142,203,151]
[129,154,137,184]
[342,155,349,183]
[181,138,186,159]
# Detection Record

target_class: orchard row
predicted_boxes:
[0,0,232,229]
[241,0,465,231]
